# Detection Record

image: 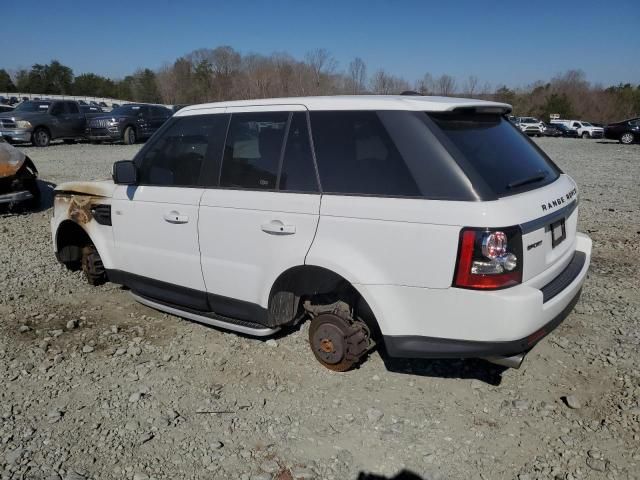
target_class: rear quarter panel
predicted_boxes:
[306,174,579,289]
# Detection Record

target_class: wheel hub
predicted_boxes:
[312,322,345,364]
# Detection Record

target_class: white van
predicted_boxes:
[50,95,591,371]
[551,119,604,139]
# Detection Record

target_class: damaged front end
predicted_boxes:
[0,140,40,209]
[52,180,115,286]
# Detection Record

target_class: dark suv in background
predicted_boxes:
[86,104,172,144]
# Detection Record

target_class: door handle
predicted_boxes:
[261,220,296,235]
[163,211,189,224]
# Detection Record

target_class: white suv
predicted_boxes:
[517,117,544,136]
[51,96,592,371]
[551,120,604,139]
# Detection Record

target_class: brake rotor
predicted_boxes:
[308,312,369,372]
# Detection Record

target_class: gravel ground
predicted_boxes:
[1,138,639,480]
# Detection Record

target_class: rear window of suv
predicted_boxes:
[427,112,560,197]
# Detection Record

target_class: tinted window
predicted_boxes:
[66,102,79,114]
[279,112,318,192]
[110,105,142,116]
[428,112,560,197]
[14,101,50,112]
[220,112,288,189]
[310,111,421,196]
[136,115,228,187]
[50,103,65,115]
[153,106,170,118]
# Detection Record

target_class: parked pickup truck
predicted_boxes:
[0,100,101,147]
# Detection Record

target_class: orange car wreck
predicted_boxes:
[0,139,40,209]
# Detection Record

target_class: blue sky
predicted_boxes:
[4,0,639,88]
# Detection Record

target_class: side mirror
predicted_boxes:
[113,160,138,185]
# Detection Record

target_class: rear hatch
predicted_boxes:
[428,110,578,284]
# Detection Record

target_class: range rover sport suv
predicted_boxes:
[51,95,592,372]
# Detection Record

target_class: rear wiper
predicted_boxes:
[507,172,547,189]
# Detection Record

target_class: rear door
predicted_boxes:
[111,113,228,310]
[198,106,321,319]
[49,102,70,137]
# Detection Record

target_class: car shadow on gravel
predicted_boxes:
[380,355,507,386]
[357,470,425,480]
[595,141,638,146]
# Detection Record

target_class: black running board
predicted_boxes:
[131,292,279,337]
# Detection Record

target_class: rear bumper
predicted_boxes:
[0,129,32,142]
[384,287,582,358]
[367,233,591,359]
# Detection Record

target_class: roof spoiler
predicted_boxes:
[451,105,513,115]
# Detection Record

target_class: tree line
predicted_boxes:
[1,47,638,123]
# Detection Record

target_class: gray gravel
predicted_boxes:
[1,138,639,479]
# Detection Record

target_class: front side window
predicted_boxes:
[136,115,228,187]
[220,112,288,189]
[66,102,79,114]
[50,103,65,115]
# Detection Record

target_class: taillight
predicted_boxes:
[453,226,523,290]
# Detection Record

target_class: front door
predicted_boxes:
[198,108,321,322]
[111,114,227,310]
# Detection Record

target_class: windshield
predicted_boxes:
[14,101,51,112]
[109,105,143,116]
[427,112,560,197]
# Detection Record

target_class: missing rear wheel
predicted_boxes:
[308,312,370,372]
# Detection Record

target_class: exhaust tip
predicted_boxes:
[483,353,526,369]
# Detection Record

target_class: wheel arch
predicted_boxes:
[266,264,383,339]
[32,125,52,139]
[54,219,94,268]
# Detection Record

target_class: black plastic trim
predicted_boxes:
[105,269,269,326]
[541,251,586,303]
[91,204,112,226]
[206,292,269,326]
[107,269,209,312]
[383,288,582,359]
[520,200,578,234]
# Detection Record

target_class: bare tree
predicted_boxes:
[305,48,337,93]
[348,57,367,94]
[415,73,434,95]
[370,69,410,95]
[462,75,479,97]
[155,63,178,104]
[435,74,457,96]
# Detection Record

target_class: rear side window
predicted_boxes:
[427,112,560,197]
[279,112,318,192]
[136,115,228,187]
[310,111,420,196]
[220,112,288,190]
